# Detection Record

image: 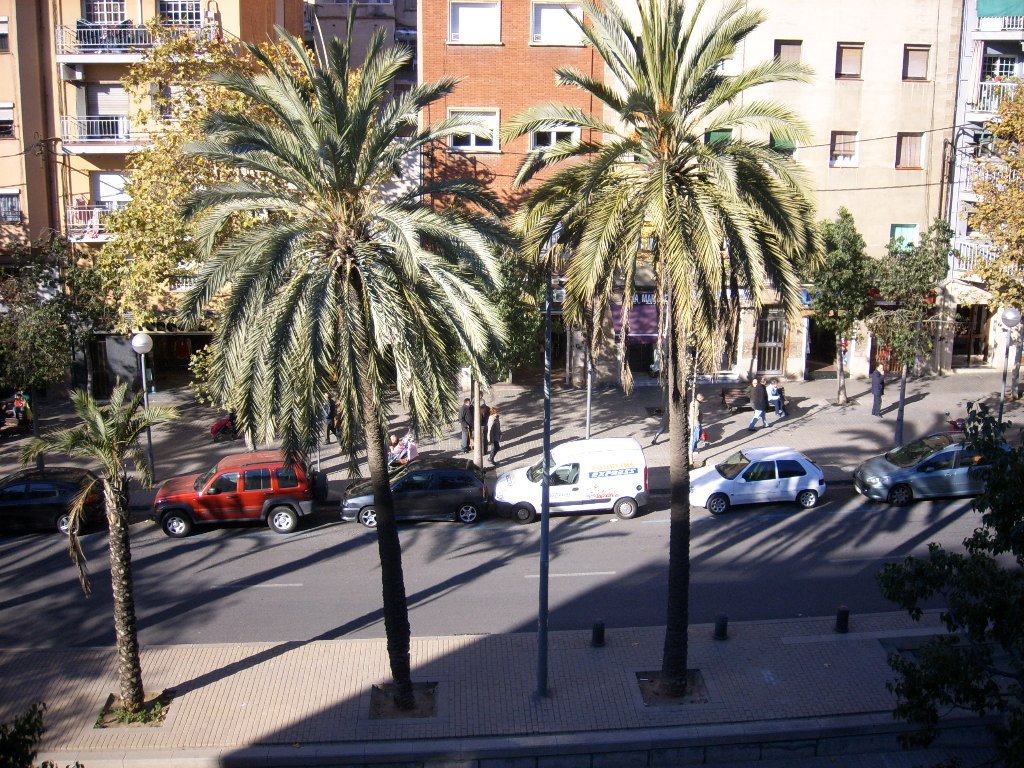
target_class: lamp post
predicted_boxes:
[131,332,156,475]
[998,307,1021,424]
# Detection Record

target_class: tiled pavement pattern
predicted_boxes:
[1,369,1018,766]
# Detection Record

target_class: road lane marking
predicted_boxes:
[211,583,304,589]
[524,571,616,578]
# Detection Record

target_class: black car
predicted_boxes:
[340,458,489,527]
[0,467,104,534]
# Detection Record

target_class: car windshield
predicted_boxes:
[525,456,554,483]
[715,451,751,480]
[194,464,219,491]
[884,434,957,468]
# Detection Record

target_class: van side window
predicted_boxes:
[211,472,239,494]
[276,466,299,489]
[244,468,272,491]
[551,464,579,485]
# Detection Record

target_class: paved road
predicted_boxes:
[0,484,977,647]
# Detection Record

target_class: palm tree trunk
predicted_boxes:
[105,481,144,713]
[659,327,691,696]
[360,393,415,710]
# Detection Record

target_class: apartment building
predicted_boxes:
[419,0,964,385]
[942,0,1024,372]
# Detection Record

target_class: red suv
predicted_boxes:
[152,450,327,537]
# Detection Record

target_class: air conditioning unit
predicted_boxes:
[61,64,84,82]
[552,288,567,303]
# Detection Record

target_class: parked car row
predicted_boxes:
[0,431,1002,537]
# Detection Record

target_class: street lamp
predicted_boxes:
[998,307,1021,423]
[131,332,156,475]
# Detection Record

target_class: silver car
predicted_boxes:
[853,433,994,506]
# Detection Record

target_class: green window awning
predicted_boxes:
[978,0,1024,17]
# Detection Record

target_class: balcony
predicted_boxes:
[61,116,147,154]
[952,237,996,276]
[66,201,128,242]
[966,80,1019,121]
[55,21,212,61]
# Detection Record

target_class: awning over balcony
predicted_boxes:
[978,0,1024,17]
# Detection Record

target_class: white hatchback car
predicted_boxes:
[689,446,826,515]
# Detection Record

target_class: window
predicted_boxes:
[243,468,272,491]
[972,130,995,157]
[0,17,9,52]
[829,131,858,167]
[769,134,796,156]
[890,223,920,246]
[84,0,126,24]
[742,462,777,482]
[276,466,299,488]
[159,1,202,26]
[551,464,579,485]
[0,192,20,223]
[903,45,929,80]
[704,129,732,145]
[396,472,434,492]
[449,108,499,151]
[774,40,801,64]
[921,452,955,472]
[835,43,863,79]
[776,460,807,479]
[0,103,13,138]
[896,132,924,169]
[449,1,500,44]
[437,472,475,490]
[211,472,239,494]
[983,55,1016,81]
[532,2,582,45]
[531,126,579,149]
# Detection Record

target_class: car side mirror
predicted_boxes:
[206,486,219,495]
[920,464,934,473]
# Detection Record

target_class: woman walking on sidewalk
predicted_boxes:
[487,407,502,466]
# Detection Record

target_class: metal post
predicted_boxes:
[585,347,592,440]
[138,352,155,475]
[998,308,1022,423]
[537,258,552,699]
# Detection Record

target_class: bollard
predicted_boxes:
[591,621,605,648]
[835,605,850,634]
[713,614,729,641]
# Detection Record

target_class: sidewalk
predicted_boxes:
[2,369,1017,767]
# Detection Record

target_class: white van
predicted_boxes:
[494,437,648,523]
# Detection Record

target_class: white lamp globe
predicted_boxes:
[1001,307,1022,330]
[131,332,154,356]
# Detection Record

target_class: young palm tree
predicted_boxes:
[507,0,818,694]
[20,383,177,713]
[178,30,507,708]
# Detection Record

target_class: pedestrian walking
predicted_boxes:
[871,365,886,417]
[487,407,502,466]
[767,378,787,418]
[459,397,473,452]
[689,393,705,463]
[478,398,491,454]
[747,377,770,430]
[323,394,338,443]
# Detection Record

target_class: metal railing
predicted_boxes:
[61,115,141,143]
[66,201,127,239]
[55,21,211,55]
[974,81,1019,114]
[952,238,995,274]
[1001,16,1024,30]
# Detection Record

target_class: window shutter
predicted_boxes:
[837,44,863,77]
[904,46,929,79]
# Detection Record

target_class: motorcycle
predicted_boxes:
[210,413,241,442]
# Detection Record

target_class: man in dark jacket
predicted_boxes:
[459,397,473,452]
[747,377,770,430]
[870,365,886,417]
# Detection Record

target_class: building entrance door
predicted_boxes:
[952,304,990,368]
[806,317,837,378]
[756,309,786,375]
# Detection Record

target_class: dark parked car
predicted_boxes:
[340,458,489,528]
[0,467,103,534]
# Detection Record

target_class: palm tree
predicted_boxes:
[20,383,177,714]
[507,0,818,694]
[178,29,507,708]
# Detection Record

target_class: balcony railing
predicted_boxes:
[55,21,211,55]
[1001,16,1024,30]
[952,238,996,274]
[66,201,128,240]
[61,115,142,144]
[974,81,1019,114]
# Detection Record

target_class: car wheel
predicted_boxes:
[161,511,192,538]
[796,489,818,509]
[513,505,535,524]
[707,493,730,515]
[887,484,913,506]
[613,497,639,519]
[358,507,378,528]
[56,513,75,535]
[455,503,479,524]
[268,507,299,534]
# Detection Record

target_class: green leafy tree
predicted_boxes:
[488,248,544,379]
[507,0,817,695]
[21,383,177,715]
[970,86,1024,398]
[867,219,950,445]
[877,404,1024,763]
[178,29,508,708]
[808,208,873,404]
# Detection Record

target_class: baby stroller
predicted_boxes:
[387,433,418,469]
[210,412,240,442]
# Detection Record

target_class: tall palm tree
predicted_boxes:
[178,29,507,708]
[507,0,818,694]
[21,383,177,713]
